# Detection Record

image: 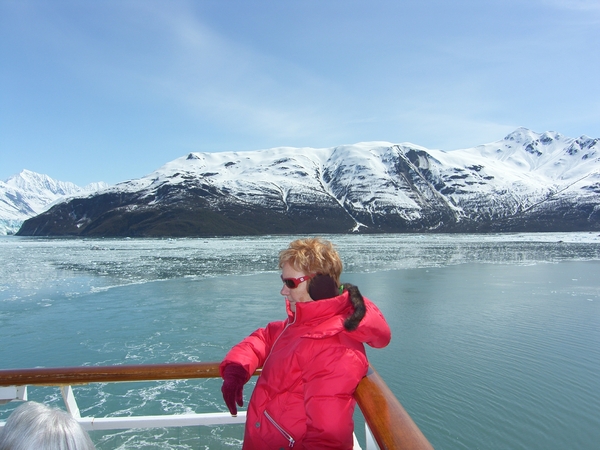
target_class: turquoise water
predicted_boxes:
[1,233,599,449]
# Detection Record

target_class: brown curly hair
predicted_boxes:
[279,238,366,331]
[278,238,343,285]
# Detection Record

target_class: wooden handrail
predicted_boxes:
[0,362,433,449]
[0,362,225,386]
[355,366,434,450]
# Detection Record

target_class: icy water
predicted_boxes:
[1,233,599,449]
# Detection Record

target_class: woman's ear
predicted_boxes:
[308,274,339,300]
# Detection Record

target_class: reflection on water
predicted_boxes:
[1,232,599,449]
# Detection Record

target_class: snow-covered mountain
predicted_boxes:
[0,170,108,235]
[17,128,600,237]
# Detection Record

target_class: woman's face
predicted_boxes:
[280,262,313,313]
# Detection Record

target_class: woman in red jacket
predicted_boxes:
[220,238,391,449]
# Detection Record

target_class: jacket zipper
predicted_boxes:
[264,410,296,447]
[262,314,295,369]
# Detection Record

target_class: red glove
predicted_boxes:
[221,363,249,416]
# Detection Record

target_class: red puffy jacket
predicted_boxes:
[220,291,391,449]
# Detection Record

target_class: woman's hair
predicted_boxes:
[0,402,96,450]
[339,283,367,331]
[279,238,365,330]
[278,238,343,284]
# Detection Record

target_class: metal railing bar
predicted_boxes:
[78,412,247,431]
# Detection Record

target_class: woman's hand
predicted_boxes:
[221,363,248,416]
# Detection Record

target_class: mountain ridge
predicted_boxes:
[12,128,600,236]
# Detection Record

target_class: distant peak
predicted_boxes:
[5,169,52,188]
[504,127,537,143]
[503,128,568,146]
[10,169,46,180]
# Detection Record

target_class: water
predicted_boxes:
[1,233,599,449]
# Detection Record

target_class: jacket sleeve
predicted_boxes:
[300,343,369,449]
[219,320,286,377]
[360,298,392,348]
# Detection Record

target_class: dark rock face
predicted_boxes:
[17,185,358,237]
[17,182,599,237]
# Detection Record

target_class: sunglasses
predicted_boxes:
[281,273,316,289]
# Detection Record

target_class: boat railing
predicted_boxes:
[0,362,433,450]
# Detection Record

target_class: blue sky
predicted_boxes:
[1,0,599,186]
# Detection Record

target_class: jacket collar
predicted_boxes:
[286,292,352,338]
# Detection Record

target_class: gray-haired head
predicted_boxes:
[0,402,95,450]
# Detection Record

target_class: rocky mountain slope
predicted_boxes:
[16,128,600,237]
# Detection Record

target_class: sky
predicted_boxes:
[1,0,599,186]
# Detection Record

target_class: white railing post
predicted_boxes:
[365,422,378,450]
[61,385,81,418]
[0,386,27,405]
